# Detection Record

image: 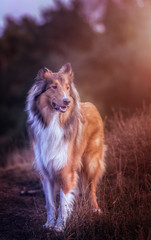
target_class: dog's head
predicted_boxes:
[36,63,78,113]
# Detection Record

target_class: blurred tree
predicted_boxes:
[1,0,151,150]
[77,0,151,113]
[102,0,151,111]
[0,0,94,144]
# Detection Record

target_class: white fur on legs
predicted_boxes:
[54,188,76,232]
[42,178,56,228]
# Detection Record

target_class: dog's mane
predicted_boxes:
[26,79,45,126]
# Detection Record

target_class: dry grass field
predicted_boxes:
[0,106,151,240]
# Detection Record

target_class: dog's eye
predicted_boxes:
[52,86,57,89]
[66,86,70,90]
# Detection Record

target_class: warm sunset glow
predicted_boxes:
[0,1,151,239]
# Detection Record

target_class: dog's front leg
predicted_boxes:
[42,178,56,228]
[55,188,76,232]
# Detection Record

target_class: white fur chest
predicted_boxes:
[34,113,69,175]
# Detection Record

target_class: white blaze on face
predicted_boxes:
[63,91,67,99]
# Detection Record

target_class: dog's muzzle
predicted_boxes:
[52,102,68,113]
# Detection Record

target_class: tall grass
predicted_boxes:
[0,146,34,169]
[1,106,151,239]
[103,105,151,239]
[63,105,151,239]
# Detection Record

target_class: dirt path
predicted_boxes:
[0,162,150,240]
[0,167,63,240]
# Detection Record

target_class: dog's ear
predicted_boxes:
[59,63,73,80]
[36,67,52,81]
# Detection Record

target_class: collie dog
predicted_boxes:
[26,63,106,232]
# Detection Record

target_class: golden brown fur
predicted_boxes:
[26,63,106,231]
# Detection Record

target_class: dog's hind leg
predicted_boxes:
[82,149,105,213]
[90,177,102,212]
[42,178,56,228]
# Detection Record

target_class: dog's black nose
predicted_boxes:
[63,98,70,106]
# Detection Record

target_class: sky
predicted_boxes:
[0,0,70,30]
[0,0,107,34]
[0,0,144,35]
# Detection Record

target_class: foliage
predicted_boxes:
[1,0,151,144]
[0,1,93,143]
[1,105,151,239]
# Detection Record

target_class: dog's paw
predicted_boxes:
[43,222,54,229]
[93,208,103,214]
[54,225,64,232]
